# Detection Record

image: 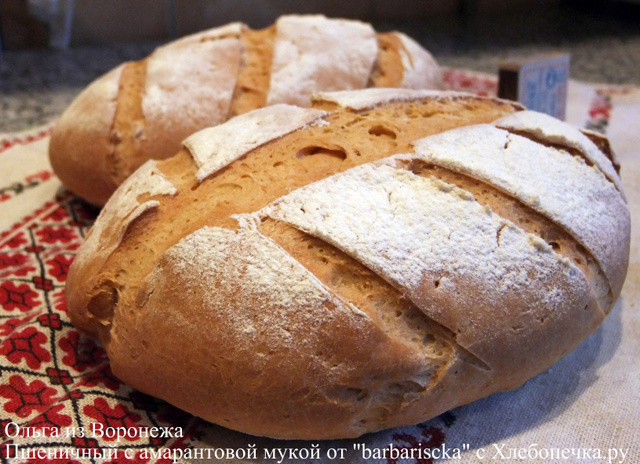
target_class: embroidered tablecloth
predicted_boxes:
[1,70,639,463]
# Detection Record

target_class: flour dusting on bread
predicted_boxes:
[50,16,446,206]
[160,224,367,348]
[493,110,624,195]
[184,104,327,181]
[259,162,587,300]
[75,160,177,268]
[143,25,243,134]
[65,90,629,440]
[313,88,469,111]
[396,32,444,90]
[412,124,630,295]
[266,15,378,106]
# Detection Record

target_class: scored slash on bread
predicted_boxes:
[48,15,444,206]
[66,89,629,439]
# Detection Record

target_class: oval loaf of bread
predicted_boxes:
[49,15,443,206]
[66,89,630,439]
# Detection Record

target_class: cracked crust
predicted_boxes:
[49,15,444,207]
[66,90,629,439]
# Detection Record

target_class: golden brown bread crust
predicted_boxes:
[228,26,276,117]
[48,65,123,206]
[66,90,629,439]
[368,33,406,88]
[49,15,444,206]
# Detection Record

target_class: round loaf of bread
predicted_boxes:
[66,89,630,439]
[49,15,444,206]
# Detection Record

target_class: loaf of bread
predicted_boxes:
[66,89,629,439]
[48,15,444,206]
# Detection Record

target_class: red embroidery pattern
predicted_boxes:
[0,281,41,312]
[1,326,52,369]
[0,190,198,461]
[0,170,55,204]
[443,68,498,97]
[585,89,613,134]
[0,253,37,279]
[27,403,73,431]
[0,124,53,154]
[388,425,447,464]
[59,331,106,372]
[83,398,144,442]
[0,376,58,418]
